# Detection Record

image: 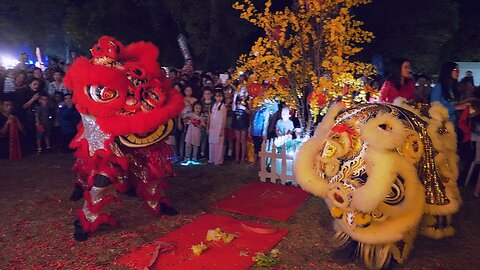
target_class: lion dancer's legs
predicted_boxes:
[129,143,179,216]
[138,177,178,216]
[74,174,120,241]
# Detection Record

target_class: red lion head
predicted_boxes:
[65,36,184,139]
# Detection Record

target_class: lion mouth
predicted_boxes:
[126,74,147,87]
[86,85,119,103]
[141,100,155,111]
[92,56,115,66]
[139,89,160,112]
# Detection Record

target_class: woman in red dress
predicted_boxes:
[379,58,415,103]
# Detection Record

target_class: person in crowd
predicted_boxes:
[0,98,23,159]
[34,92,54,153]
[173,82,184,92]
[169,68,179,83]
[430,62,469,123]
[18,78,44,152]
[69,51,78,64]
[3,69,16,97]
[413,74,432,103]
[51,92,65,148]
[224,88,235,158]
[32,67,47,92]
[43,68,54,82]
[267,102,286,139]
[207,90,227,165]
[232,94,251,163]
[200,86,213,158]
[58,93,80,152]
[183,102,206,163]
[458,81,476,102]
[379,58,415,103]
[250,105,270,167]
[15,71,28,91]
[26,70,35,82]
[49,57,61,70]
[178,85,198,159]
[14,53,29,71]
[431,62,473,182]
[48,69,69,95]
[167,84,183,163]
[276,107,294,136]
[179,79,188,87]
[461,70,475,86]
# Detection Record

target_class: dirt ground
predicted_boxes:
[0,153,479,270]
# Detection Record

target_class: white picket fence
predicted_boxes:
[258,136,300,186]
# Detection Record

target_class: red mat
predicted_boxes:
[118,214,288,270]
[211,182,310,221]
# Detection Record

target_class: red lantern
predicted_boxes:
[308,92,326,107]
[270,26,282,41]
[247,83,263,98]
[278,77,289,88]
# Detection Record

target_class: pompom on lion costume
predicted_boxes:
[64,36,184,241]
[294,99,461,269]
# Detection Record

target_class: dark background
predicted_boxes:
[0,0,478,73]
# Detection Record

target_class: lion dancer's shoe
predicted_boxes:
[74,174,122,241]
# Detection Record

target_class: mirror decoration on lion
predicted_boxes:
[64,36,184,241]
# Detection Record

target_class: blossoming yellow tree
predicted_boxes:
[233,0,375,134]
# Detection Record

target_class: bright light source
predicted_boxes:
[0,55,20,69]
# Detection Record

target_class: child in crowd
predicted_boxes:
[35,92,54,153]
[0,99,23,160]
[178,85,198,158]
[58,93,80,152]
[52,92,65,147]
[200,87,213,158]
[207,90,227,165]
[276,107,294,136]
[183,102,206,163]
[15,71,27,91]
[232,94,250,163]
[3,69,15,95]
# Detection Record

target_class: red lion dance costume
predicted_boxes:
[64,36,184,241]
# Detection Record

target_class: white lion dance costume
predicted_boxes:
[294,99,461,269]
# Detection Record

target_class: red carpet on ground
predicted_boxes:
[210,182,310,221]
[118,213,288,270]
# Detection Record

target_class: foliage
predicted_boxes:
[158,0,261,70]
[233,0,375,132]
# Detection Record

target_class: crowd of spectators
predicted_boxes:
[2,55,480,196]
[0,57,80,159]
[376,58,480,196]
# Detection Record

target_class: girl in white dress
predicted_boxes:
[183,102,205,163]
[207,90,227,165]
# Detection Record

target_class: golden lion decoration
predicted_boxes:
[294,98,461,269]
